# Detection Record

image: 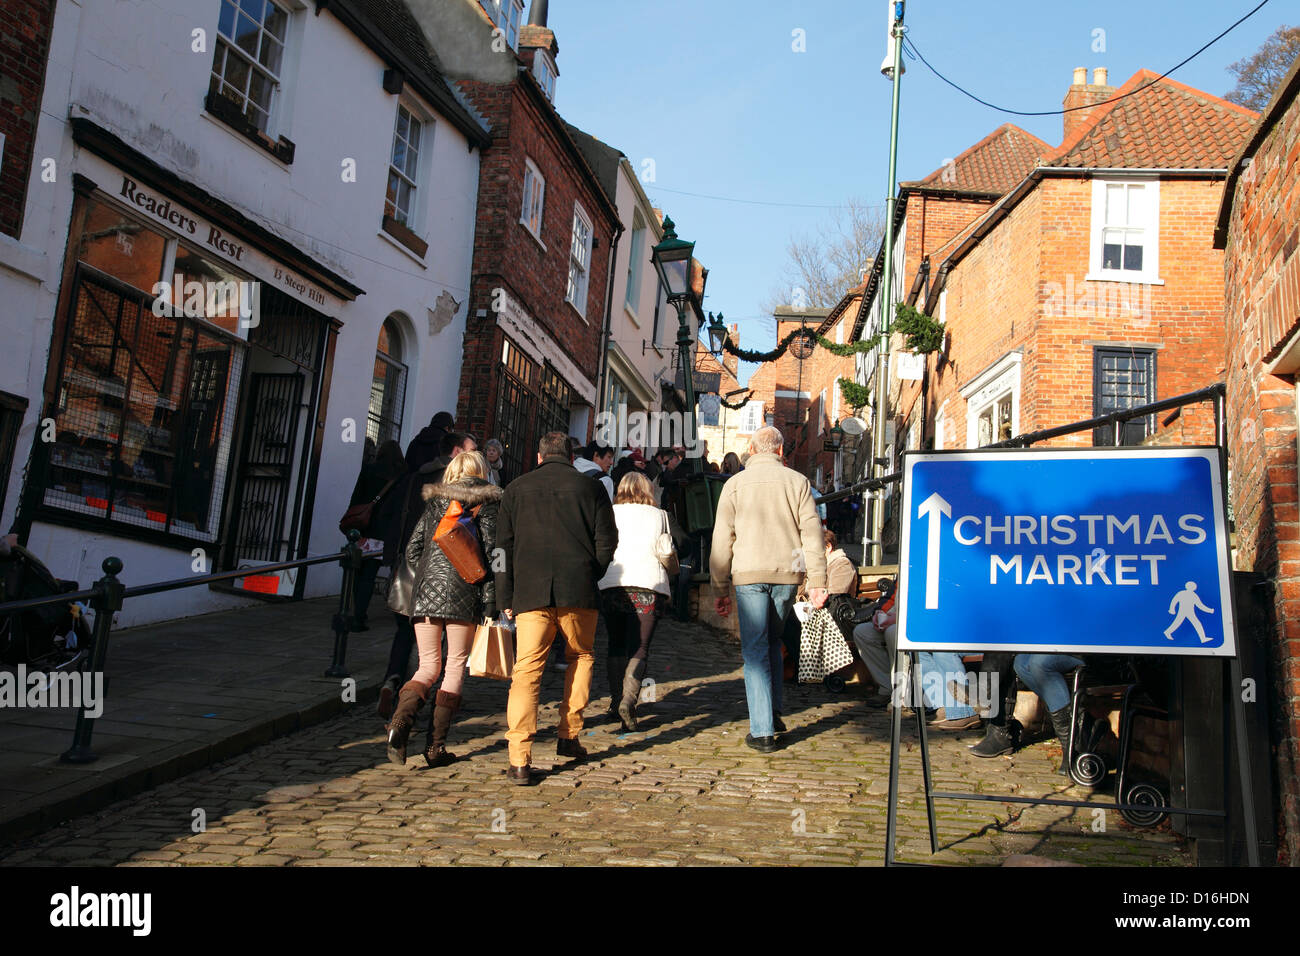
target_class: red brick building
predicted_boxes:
[1215,54,1300,865]
[453,3,620,481]
[0,0,55,239]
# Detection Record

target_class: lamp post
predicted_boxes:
[651,216,704,475]
[869,0,906,567]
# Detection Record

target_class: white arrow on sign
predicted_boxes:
[917,492,952,610]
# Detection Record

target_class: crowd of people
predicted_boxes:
[348,413,1090,779]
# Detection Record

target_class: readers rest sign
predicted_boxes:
[896,447,1236,657]
[90,158,336,313]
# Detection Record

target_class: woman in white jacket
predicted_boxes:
[597,471,672,730]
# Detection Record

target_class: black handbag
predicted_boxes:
[385,551,418,617]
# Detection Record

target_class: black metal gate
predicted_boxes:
[226,372,304,564]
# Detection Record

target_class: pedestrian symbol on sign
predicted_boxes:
[1165,581,1214,643]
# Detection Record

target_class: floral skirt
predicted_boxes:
[601,586,665,619]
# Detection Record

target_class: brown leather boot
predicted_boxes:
[425,690,462,768]
[387,680,431,765]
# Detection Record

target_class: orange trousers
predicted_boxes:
[506,607,598,767]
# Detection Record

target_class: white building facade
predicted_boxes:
[1,0,485,625]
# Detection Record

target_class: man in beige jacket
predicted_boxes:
[710,426,827,752]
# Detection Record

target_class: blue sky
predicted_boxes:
[543,0,1284,386]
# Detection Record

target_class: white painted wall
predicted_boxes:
[4,0,481,625]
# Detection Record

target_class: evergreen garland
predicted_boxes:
[718,392,751,410]
[837,377,872,410]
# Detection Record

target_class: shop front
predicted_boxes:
[16,124,362,613]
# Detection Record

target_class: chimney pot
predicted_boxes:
[1073,66,1087,86]
[1093,67,1108,87]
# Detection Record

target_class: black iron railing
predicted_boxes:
[0,530,365,764]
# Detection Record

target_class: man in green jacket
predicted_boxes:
[710,426,827,752]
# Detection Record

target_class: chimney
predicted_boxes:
[520,1,558,64]
[722,324,740,378]
[1062,66,1117,144]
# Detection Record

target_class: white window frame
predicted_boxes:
[934,405,946,450]
[385,101,430,230]
[520,157,546,245]
[210,0,292,136]
[533,49,558,101]
[817,389,826,434]
[1087,177,1163,285]
[566,202,594,319]
[483,0,524,52]
[625,214,646,314]
[961,352,1023,448]
[738,400,764,434]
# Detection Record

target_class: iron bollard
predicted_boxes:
[61,557,124,764]
[326,529,363,678]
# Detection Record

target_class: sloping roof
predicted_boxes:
[1215,54,1300,247]
[902,123,1053,196]
[562,122,622,207]
[330,0,490,147]
[1046,69,1258,169]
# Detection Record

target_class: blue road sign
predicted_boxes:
[897,448,1236,656]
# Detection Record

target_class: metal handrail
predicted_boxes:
[0,530,367,765]
[814,383,1227,507]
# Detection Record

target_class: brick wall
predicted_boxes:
[0,0,54,239]
[1222,82,1300,865]
[455,76,616,456]
[927,176,1225,451]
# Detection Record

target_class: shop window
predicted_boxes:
[975,393,1013,446]
[368,317,408,448]
[537,363,572,439]
[495,339,537,483]
[1093,347,1156,446]
[43,269,243,542]
[0,391,28,520]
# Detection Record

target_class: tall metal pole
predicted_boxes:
[869,2,906,567]
[678,302,703,475]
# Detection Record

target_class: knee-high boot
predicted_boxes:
[1049,705,1075,776]
[386,680,431,764]
[618,659,647,731]
[424,690,462,767]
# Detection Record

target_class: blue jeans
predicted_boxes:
[917,652,975,719]
[1014,654,1084,712]
[734,583,797,737]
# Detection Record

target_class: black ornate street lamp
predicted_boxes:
[651,216,705,474]
[707,311,729,355]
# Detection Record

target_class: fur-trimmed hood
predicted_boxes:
[422,477,503,506]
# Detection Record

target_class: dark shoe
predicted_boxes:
[424,690,462,768]
[969,722,1017,758]
[773,714,787,733]
[929,714,983,731]
[863,692,891,709]
[606,654,627,710]
[350,616,370,632]
[507,764,537,786]
[1048,705,1075,776]
[745,734,777,753]
[556,737,588,760]
[376,676,398,721]
[386,680,430,765]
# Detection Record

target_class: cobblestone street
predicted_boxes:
[1,619,1187,867]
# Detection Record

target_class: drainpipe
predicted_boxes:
[594,221,625,440]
